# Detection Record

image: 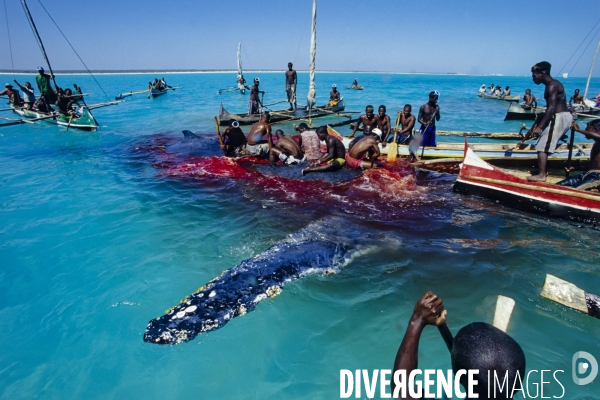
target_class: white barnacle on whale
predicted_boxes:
[208,290,216,298]
[237,304,247,316]
[184,305,197,313]
[254,293,267,303]
[176,311,186,319]
[266,285,282,298]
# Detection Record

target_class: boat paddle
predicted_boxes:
[213,116,224,147]
[147,83,152,99]
[387,111,401,163]
[565,125,576,177]
[66,114,73,131]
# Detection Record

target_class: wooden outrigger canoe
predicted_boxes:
[478,93,520,102]
[454,142,600,222]
[11,105,98,131]
[218,99,347,126]
[346,86,364,90]
[151,88,168,98]
[504,103,547,121]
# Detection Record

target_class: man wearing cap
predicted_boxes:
[296,122,322,161]
[524,61,572,182]
[0,83,23,106]
[35,67,56,105]
[285,62,297,111]
[345,135,380,170]
[478,84,486,95]
[417,91,440,147]
[245,112,273,158]
[220,120,247,156]
[328,84,340,107]
[248,78,264,115]
[349,105,382,139]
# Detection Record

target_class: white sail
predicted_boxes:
[583,40,600,100]
[237,41,244,90]
[306,0,317,110]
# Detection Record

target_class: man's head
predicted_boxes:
[297,122,309,133]
[372,128,382,140]
[429,91,439,104]
[574,89,580,95]
[25,82,31,88]
[403,104,412,115]
[586,119,600,132]
[531,61,551,84]
[365,105,374,117]
[332,84,337,91]
[378,105,386,116]
[5,83,12,89]
[451,322,526,399]
[65,88,72,95]
[316,126,328,140]
[505,86,510,90]
[230,120,240,129]
[288,62,293,69]
[525,89,531,95]
[261,112,270,122]
[37,66,44,74]
[254,77,260,86]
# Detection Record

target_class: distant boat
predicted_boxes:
[478,93,520,102]
[454,141,600,222]
[347,85,364,90]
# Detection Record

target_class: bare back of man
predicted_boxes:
[245,115,273,158]
[270,133,305,165]
[346,135,380,170]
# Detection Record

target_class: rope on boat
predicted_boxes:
[558,18,600,76]
[3,0,15,80]
[35,0,111,102]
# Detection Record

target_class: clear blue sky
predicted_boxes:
[1,0,599,77]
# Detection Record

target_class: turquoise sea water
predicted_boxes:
[1,72,599,399]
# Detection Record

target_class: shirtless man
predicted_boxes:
[285,62,297,111]
[557,120,600,188]
[569,88,584,108]
[417,91,440,147]
[296,122,322,161]
[394,104,416,145]
[0,83,22,106]
[221,120,247,156]
[55,88,78,116]
[524,61,573,182]
[301,126,346,176]
[269,130,305,165]
[377,105,391,146]
[349,105,381,138]
[345,135,380,170]
[504,86,511,96]
[522,89,537,110]
[328,84,340,106]
[245,112,273,158]
[248,78,264,115]
[352,79,358,88]
[392,292,526,400]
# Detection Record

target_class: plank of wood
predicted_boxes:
[493,295,515,332]
[540,274,600,319]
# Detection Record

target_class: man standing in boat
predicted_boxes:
[521,89,537,110]
[524,61,573,182]
[348,105,382,139]
[13,80,35,109]
[248,78,264,115]
[417,91,440,147]
[35,67,56,105]
[301,126,346,176]
[285,62,297,111]
[245,112,272,158]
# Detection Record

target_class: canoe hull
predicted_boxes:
[218,99,346,126]
[478,93,520,102]
[504,103,546,121]
[151,88,168,98]
[454,144,600,222]
[12,106,97,131]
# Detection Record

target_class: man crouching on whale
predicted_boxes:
[244,112,273,158]
[301,126,346,176]
[269,129,306,165]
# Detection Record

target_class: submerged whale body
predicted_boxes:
[144,220,357,345]
[165,130,220,157]
[253,163,362,182]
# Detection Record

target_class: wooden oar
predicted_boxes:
[147,83,153,99]
[66,114,73,131]
[504,124,532,152]
[213,116,224,147]
[565,126,577,177]
[165,86,182,91]
[0,116,34,124]
[115,89,150,100]
[387,112,401,163]
[541,274,600,320]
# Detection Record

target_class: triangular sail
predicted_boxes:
[306,0,317,110]
[237,41,244,90]
[583,40,600,100]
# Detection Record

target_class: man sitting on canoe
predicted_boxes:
[269,130,305,165]
[569,88,584,109]
[478,84,486,94]
[248,78,264,115]
[556,120,600,188]
[524,61,573,182]
[377,105,391,146]
[244,112,272,158]
[348,105,382,139]
[392,292,526,400]
[346,135,380,170]
[505,86,511,96]
[237,75,246,90]
[13,80,35,109]
[296,122,322,162]
[221,120,247,157]
[301,126,346,176]
[328,84,340,107]
[352,79,358,88]
[33,94,53,113]
[521,89,537,110]
[55,88,79,117]
[0,83,23,107]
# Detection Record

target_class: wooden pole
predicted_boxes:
[541,274,600,320]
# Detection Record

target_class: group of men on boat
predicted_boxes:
[479,84,511,97]
[149,78,168,92]
[0,66,84,118]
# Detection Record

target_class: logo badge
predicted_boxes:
[572,351,598,385]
